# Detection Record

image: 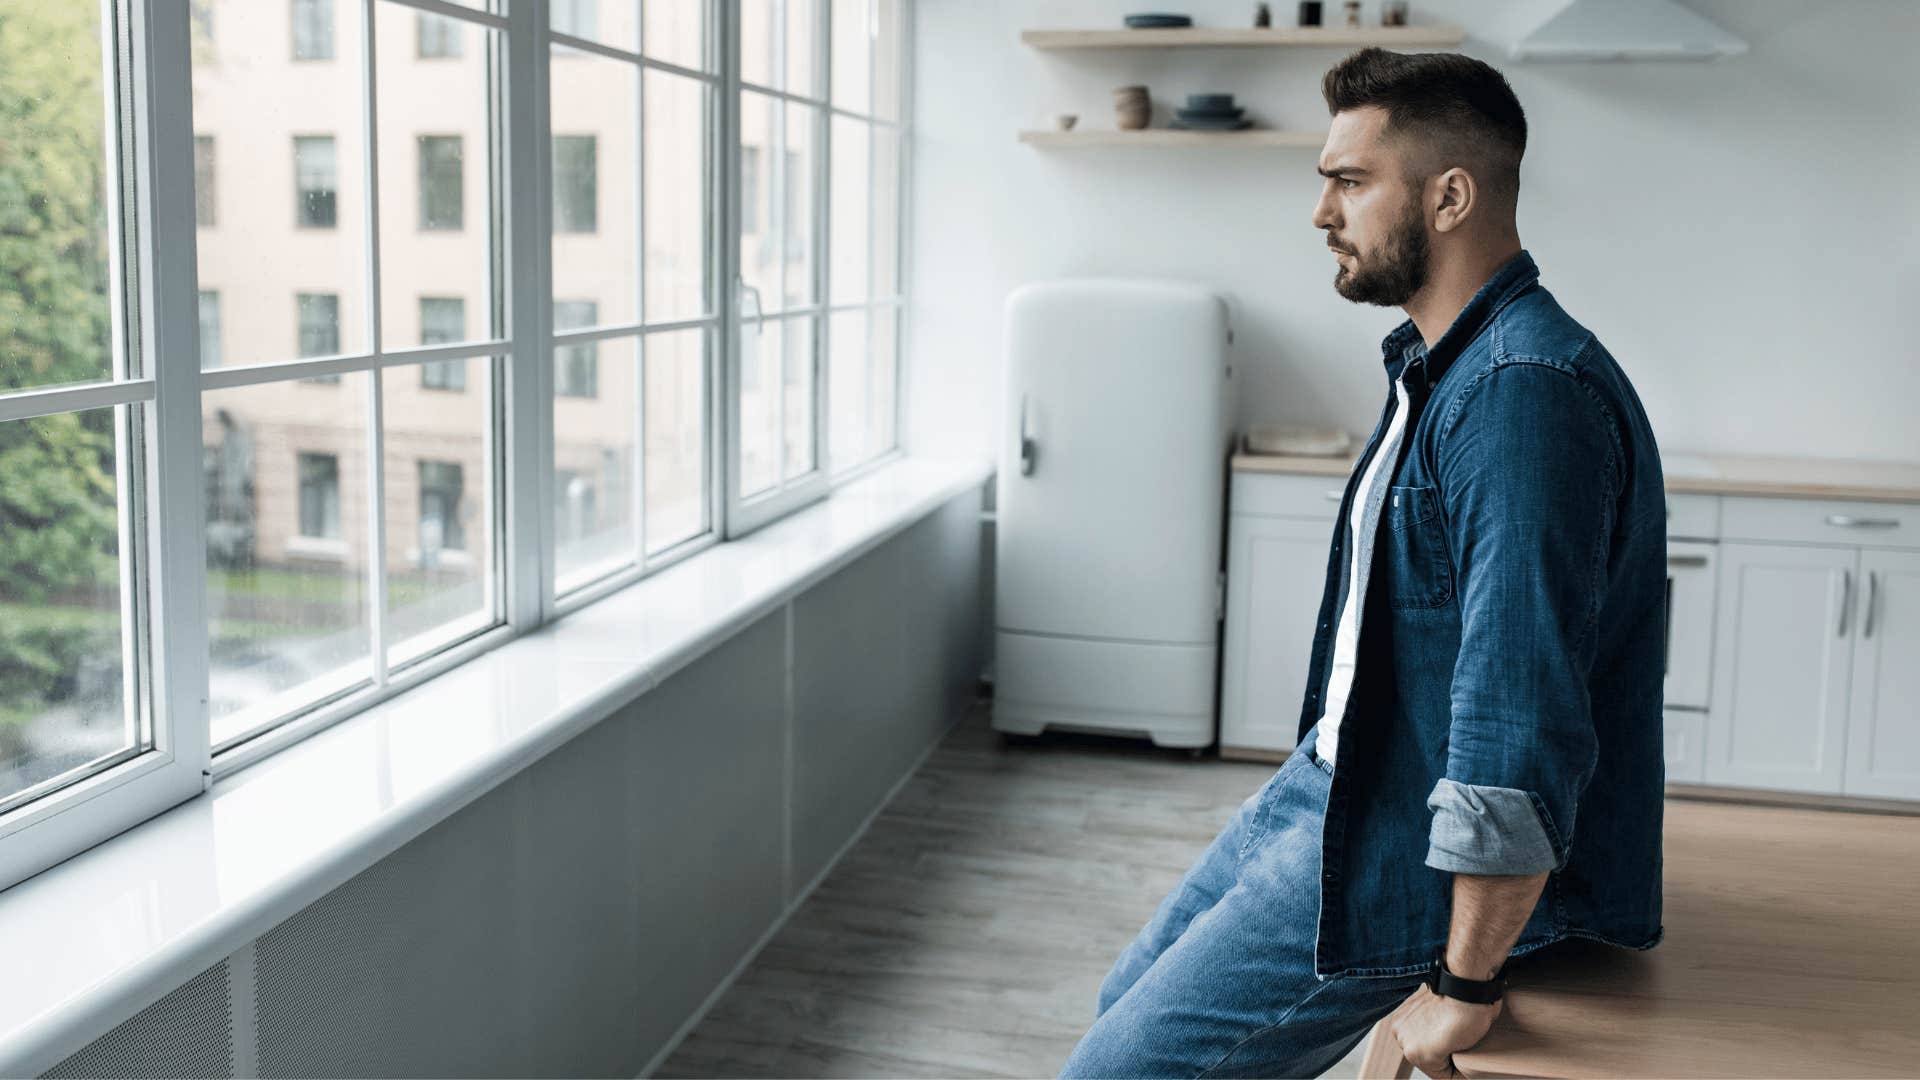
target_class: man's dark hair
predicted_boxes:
[1322,47,1528,206]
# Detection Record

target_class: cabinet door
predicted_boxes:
[1705,542,1856,793]
[1664,540,1717,710]
[1843,549,1920,799]
[1664,708,1707,784]
[1220,515,1332,752]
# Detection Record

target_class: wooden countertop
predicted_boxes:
[1444,798,1920,1078]
[1232,450,1920,503]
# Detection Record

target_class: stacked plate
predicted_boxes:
[1173,92,1251,131]
[1123,13,1193,28]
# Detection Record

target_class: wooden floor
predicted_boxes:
[655,701,1373,1078]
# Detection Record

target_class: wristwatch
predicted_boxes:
[1425,947,1507,1005]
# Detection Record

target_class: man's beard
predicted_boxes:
[1330,201,1429,306]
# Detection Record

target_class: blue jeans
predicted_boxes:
[1060,731,1428,1078]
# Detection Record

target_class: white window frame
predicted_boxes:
[0,0,912,893]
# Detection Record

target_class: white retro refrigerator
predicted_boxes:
[992,278,1234,749]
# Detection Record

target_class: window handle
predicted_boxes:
[1826,514,1899,529]
[1838,568,1853,637]
[1864,571,1880,639]
[737,277,764,337]
[1019,394,1039,477]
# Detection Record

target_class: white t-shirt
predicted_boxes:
[1314,374,1411,768]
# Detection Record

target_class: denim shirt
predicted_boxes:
[1300,250,1666,979]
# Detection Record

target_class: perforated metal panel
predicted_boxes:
[42,961,233,1079]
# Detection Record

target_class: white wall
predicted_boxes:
[903,0,1920,469]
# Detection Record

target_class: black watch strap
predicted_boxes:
[1426,947,1506,1004]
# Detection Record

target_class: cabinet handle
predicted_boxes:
[1838,568,1853,637]
[1324,490,1343,502]
[1864,571,1880,639]
[1667,553,1708,567]
[1825,514,1900,529]
[1018,395,1038,477]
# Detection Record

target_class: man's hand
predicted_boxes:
[1382,982,1501,1079]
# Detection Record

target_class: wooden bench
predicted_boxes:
[1358,796,1920,1078]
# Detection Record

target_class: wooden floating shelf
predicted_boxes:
[1021,25,1467,50]
[1020,129,1327,148]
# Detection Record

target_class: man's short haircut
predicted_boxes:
[1322,47,1527,206]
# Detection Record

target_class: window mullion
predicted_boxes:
[719,0,744,537]
[361,0,391,683]
[504,0,554,629]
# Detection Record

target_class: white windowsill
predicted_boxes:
[0,454,993,1078]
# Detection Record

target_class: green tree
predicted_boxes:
[0,1,121,745]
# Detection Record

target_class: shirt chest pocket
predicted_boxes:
[1385,483,1454,609]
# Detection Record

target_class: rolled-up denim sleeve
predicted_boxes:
[1427,358,1623,876]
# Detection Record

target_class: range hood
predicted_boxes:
[1509,0,1748,61]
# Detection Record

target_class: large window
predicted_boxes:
[0,0,907,893]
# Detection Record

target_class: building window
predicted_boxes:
[297,452,342,539]
[551,0,597,40]
[552,135,597,233]
[417,135,463,231]
[417,461,467,558]
[294,135,337,228]
[190,0,214,41]
[416,12,462,58]
[194,135,215,226]
[419,297,466,390]
[198,290,221,368]
[554,300,599,398]
[291,0,333,61]
[297,292,341,383]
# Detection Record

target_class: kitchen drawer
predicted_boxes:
[1721,495,1920,549]
[1665,493,1720,540]
[1230,470,1350,520]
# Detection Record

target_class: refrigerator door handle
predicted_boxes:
[1019,394,1039,477]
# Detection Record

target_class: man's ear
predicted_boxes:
[1431,167,1475,234]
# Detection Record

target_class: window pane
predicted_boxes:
[551,0,618,49]
[831,0,870,114]
[379,4,495,348]
[740,0,775,87]
[738,315,778,497]
[786,0,818,98]
[551,51,635,326]
[874,0,901,121]
[0,408,138,808]
[199,290,223,369]
[644,0,709,72]
[195,0,370,363]
[738,90,778,309]
[195,135,218,226]
[205,373,374,747]
[0,0,115,395]
[294,135,338,227]
[382,360,497,669]
[643,70,709,323]
[555,299,600,398]
[292,0,335,61]
[872,125,900,297]
[782,315,816,480]
[782,104,816,309]
[644,328,707,553]
[829,306,897,470]
[416,12,463,58]
[416,135,463,230]
[828,114,868,305]
[554,336,636,590]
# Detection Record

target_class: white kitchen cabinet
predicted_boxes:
[1843,549,1920,799]
[1219,514,1332,754]
[1704,542,1855,794]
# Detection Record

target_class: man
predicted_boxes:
[1060,48,1666,1079]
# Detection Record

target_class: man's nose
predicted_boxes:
[1310,189,1337,232]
